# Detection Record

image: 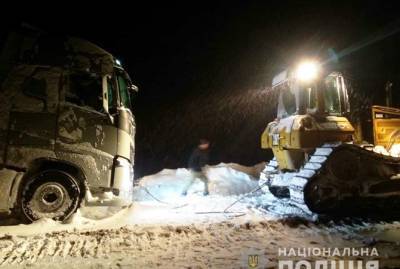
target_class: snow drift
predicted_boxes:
[1,162,400,268]
[132,163,264,201]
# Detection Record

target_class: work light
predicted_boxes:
[296,61,319,82]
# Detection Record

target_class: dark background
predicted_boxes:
[1,1,400,178]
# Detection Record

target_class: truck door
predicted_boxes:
[56,71,118,188]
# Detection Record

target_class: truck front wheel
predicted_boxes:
[19,170,81,222]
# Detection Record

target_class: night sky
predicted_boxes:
[1,1,400,177]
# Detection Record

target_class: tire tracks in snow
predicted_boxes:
[0,222,266,266]
[0,220,399,268]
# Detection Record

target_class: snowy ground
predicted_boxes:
[0,163,400,268]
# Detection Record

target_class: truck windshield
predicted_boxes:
[117,75,129,108]
[324,75,341,115]
[116,72,134,110]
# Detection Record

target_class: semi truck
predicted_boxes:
[0,30,137,222]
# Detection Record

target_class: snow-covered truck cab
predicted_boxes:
[0,34,137,222]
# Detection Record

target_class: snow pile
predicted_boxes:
[373,144,400,157]
[0,163,267,236]
[390,144,400,157]
[133,163,261,201]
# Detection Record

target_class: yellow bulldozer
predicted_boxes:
[259,60,400,216]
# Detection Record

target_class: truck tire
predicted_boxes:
[19,170,81,222]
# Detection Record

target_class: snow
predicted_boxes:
[133,163,261,201]
[6,146,57,168]
[390,143,400,157]
[0,163,400,268]
[373,144,400,157]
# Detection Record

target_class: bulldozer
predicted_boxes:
[259,60,400,217]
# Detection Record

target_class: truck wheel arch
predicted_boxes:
[20,158,87,202]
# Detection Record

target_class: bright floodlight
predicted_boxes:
[296,61,319,82]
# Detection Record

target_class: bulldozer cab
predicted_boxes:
[273,68,350,120]
[262,62,354,171]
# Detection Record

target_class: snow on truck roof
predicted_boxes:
[0,32,119,75]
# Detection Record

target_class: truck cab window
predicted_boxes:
[67,72,103,112]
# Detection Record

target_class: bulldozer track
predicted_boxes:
[259,143,400,217]
[259,143,341,218]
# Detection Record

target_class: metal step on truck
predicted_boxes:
[0,28,137,222]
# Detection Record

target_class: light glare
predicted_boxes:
[296,61,318,82]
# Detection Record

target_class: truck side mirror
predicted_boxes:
[129,84,138,92]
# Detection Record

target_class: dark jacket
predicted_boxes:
[188,148,209,172]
